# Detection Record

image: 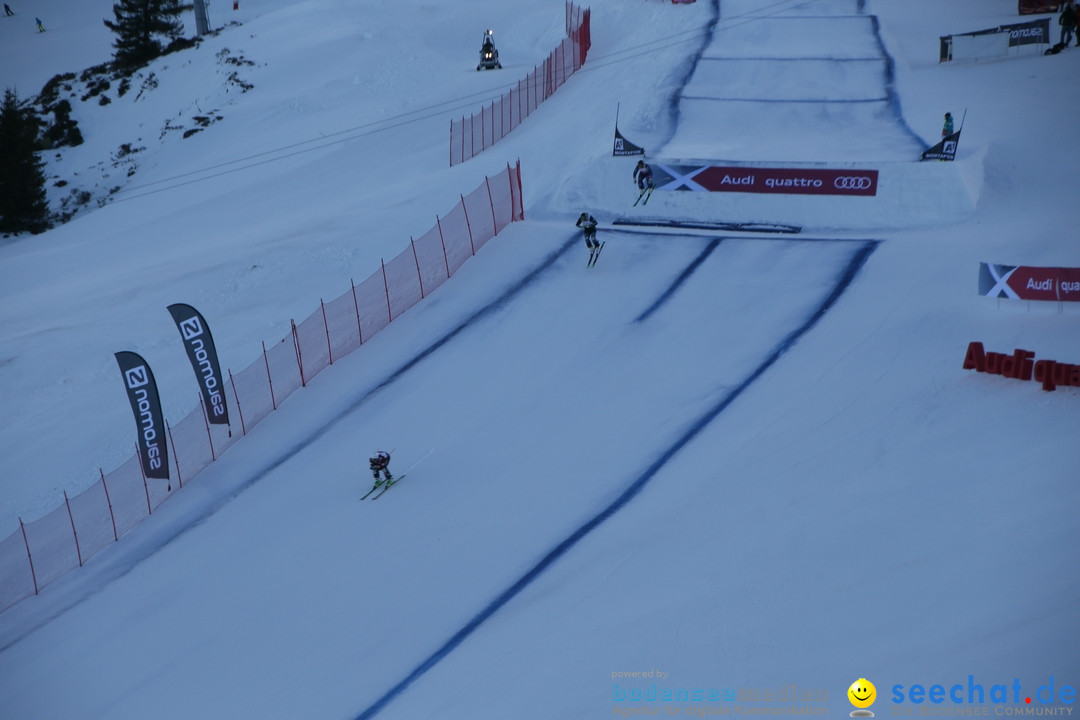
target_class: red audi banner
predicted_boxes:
[652,164,878,196]
[979,263,1080,301]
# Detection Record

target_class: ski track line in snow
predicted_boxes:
[659,0,926,156]
[658,0,720,154]
[634,237,722,323]
[350,239,880,720]
[0,234,580,654]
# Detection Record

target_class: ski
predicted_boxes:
[361,482,383,500]
[372,473,405,500]
[633,189,646,206]
[587,241,605,268]
[641,186,654,206]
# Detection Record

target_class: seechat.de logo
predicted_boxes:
[849,678,877,717]
[891,676,1077,710]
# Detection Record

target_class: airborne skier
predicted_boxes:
[633,160,654,206]
[576,212,599,250]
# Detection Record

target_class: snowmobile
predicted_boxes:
[477,28,502,70]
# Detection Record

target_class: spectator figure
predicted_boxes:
[942,112,954,138]
[1060,0,1077,48]
[35,16,45,31]
[4,4,14,16]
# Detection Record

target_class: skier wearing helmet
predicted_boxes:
[369,450,394,486]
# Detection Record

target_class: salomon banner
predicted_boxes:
[115,351,170,480]
[1001,18,1051,45]
[650,164,878,196]
[940,18,1050,59]
[167,303,230,426]
[921,130,961,161]
[979,263,1080,301]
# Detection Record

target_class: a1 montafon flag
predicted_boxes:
[921,129,961,161]
[115,351,170,480]
[167,303,229,426]
[613,125,645,156]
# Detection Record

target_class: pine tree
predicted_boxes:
[104,0,185,70]
[0,89,50,234]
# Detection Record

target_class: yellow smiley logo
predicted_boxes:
[848,678,877,709]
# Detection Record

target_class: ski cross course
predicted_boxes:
[10,0,1072,716]
[347,232,878,720]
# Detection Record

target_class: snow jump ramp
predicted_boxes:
[583,0,983,232]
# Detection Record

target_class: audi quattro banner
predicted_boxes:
[115,351,170,480]
[979,263,1080,301]
[167,303,230,426]
[651,164,878,196]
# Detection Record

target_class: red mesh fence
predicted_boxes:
[450,2,590,166]
[229,352,275,433]
[440,203,476,277]
[294,307,332,385]
[354,270,392,342]
[0,530,35,609]
[324,290,363,362]
[21,505,80,590]
[170,402,221,488]
[0,161,525,613]
[385,252,424,322]
[66,481,116,564]
[105,454,151,538]
[413,225,450,299]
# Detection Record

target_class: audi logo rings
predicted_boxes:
[833,176,873,190]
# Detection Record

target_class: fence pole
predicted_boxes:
[64,491,84,567]
[515,160,525,220]
[199,392,216,462]
[557,42,563,90]
[485,175,499,236]
[19,518,38,595]
[321,299,333,364]
[228,369,247,436]
[263,341,277,411]
[436,216,452,278]
[101,468,119,541]
[290,320,305,387]
[460,195,476,255]
[411,238,425,298]
[381,259,393,323]
[350,278,364,345]
[165,419,181,490]
[137,442,153,514]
